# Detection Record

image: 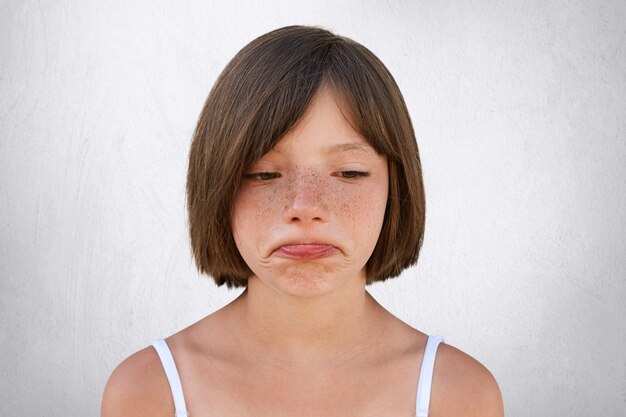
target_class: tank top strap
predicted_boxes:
[152,339,189,417]
[415,335,444,417]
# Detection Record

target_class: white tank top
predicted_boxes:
[152,335,444,417]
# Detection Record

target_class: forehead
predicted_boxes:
[270,86,377,157]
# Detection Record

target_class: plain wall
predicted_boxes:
[1,0,625,415]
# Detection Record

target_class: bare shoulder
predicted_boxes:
[101,345,173,417]
[430,342,504,417]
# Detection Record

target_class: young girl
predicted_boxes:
[102,25,503,417]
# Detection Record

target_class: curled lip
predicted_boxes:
[273,243,338,260]
[269,239,340,259]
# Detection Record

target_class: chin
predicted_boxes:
[257,263,359,299]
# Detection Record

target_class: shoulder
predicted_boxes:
[430,342,504,417]
[101,345,174,417]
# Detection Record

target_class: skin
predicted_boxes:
[101,86,504,417]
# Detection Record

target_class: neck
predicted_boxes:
[228,276,387,368]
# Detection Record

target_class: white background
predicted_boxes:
[1,1,625,415]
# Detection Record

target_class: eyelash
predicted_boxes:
[333,170,370,179]
[244,172,281,181]
[244,171,370,181]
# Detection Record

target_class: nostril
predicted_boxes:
[284,204,326,224]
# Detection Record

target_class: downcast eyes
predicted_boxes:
[244,171,370,181]
[333,171,369,179]
[244,172,281,180]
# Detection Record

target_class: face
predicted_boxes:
[231,86,389,298]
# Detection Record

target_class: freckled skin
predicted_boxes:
[231,87,389,299]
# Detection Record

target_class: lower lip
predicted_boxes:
[274,244,338,260]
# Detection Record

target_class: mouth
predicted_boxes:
[273,244,338,260]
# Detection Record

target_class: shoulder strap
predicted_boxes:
[152,339,189,417]
[415,335,444,417]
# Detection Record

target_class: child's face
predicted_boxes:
[231,86,389,298]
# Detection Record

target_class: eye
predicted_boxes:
[244,172,281,181]
[334,170,370,179]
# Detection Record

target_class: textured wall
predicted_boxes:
[1,1,625,416]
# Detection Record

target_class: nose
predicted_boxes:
[283,175,328,224]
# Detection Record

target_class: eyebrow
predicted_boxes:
[326,142,377,156]
[269,140,377,157]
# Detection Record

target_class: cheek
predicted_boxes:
[336,181,388,234]
[337,191,360,223]
[234,187,280,226]
[257,188,281,221]
[362,180,388,233]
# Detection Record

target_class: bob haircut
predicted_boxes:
[187,25,425,288]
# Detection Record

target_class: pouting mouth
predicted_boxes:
[272,243,339,260]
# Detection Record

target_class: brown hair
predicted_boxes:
[187,25,425,288]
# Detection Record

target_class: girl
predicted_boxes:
[102,25,503,417]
